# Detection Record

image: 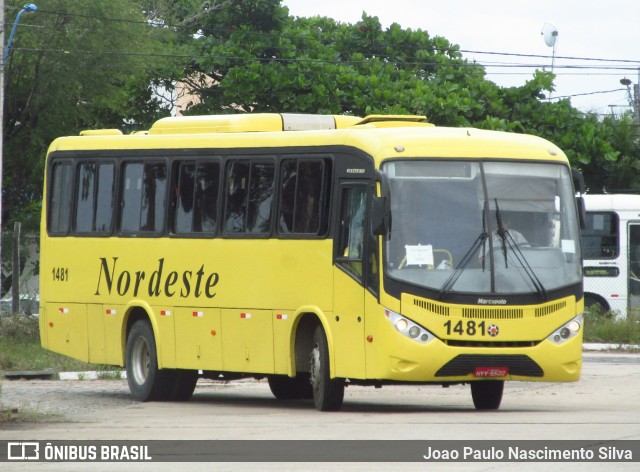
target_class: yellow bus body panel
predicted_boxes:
[39,114,578,385]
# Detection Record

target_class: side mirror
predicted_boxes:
[576,195,586,230]
[371,196,390,236]
[571,168,586,230]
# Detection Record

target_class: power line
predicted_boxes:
[13,6,640,69]
[551,88,627,100]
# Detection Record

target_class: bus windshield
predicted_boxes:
[383,160,582,296]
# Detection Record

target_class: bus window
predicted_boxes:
[248,161,275,234]
[583,212,619,259]
[175,161,196,233]
[366,189,380,295]
[278,159,329,236]
[629,224,640,284]
[120,162,167,234]
[49,162,74,234]
[224,159,275,235]
[174,161,220,234]
[337,186,367,279]
[75,162,115,234]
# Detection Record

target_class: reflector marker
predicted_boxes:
[160,310,171,316]
[193,311,204,317]
[58,307,69,314]
[240,313,252,319]
[276,314,288,320]
[105,309,117,315]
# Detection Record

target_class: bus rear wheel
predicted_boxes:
[309,325,344,411]
[471,380,504,410]
[126,320,171,401]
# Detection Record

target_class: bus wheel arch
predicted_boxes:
[293,313,320,374]
[124,307,198,402]
[289,312,345,409]
[265,313,318,401]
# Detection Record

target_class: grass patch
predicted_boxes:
[0,315,118,372]
[583,309,640,345]
[0,406,65,424]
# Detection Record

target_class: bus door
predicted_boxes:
[332,183,370,378]
[628,223,640,311]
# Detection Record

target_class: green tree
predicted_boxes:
[581,113,640,192]
[3,0,180,228]
[177,2,484,118]
[176,1,626,186]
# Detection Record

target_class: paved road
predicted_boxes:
[1,352,639,471]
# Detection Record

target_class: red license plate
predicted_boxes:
[474,367,509,378]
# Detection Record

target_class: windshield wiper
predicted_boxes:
[494,199,509,267]
[438,206,489,300]
[494,199,548,299]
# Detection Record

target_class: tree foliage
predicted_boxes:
[176,1,634,193]
[3,0,179,228]
[2,0,639,231]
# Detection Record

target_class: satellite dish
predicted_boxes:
[541,23,558,48]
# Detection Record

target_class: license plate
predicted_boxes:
[474,367,509,378]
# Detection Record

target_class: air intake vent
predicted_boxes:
[535,301,567,317]
[413,298,450,317]
[462,308,523,319]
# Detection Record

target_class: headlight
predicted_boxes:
[547,314,583,345]
[384,308,435,344]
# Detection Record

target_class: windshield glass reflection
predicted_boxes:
[383,160,582,296]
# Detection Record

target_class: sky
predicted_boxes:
[283,0,640,116]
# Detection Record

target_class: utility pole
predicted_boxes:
[1,0,6,300]
[621,72,640,125]
[0,3,37,305]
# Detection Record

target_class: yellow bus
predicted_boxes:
[39,113,585,411]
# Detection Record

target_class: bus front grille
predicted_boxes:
[435,354,544,377]
[462,308,523,319]
[444,340,539,348]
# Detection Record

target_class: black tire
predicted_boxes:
[471,381,504,410]
[268,374,313,400]
[309,325,344,411]
[125,320,171,401]
[168,369,199,401]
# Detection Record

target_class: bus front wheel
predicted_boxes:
[268,374,313,400]
[126,320,170,401]
[309,325,344,411]
[168,369,199,401]
[471,380,504,410]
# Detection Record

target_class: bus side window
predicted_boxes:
[583,211,619,259]
[278,159,329,236]
[337,186,367,279]
[173,161,220,235]
[120,162,167,234]
[195,162,220,233]
[75,162,115,234]
[49,161,74,234]
[225,159,275,235]
[174,161,196,233]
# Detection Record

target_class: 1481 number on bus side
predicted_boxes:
[52,267,69,282]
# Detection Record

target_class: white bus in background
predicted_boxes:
[582,194,640,318]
